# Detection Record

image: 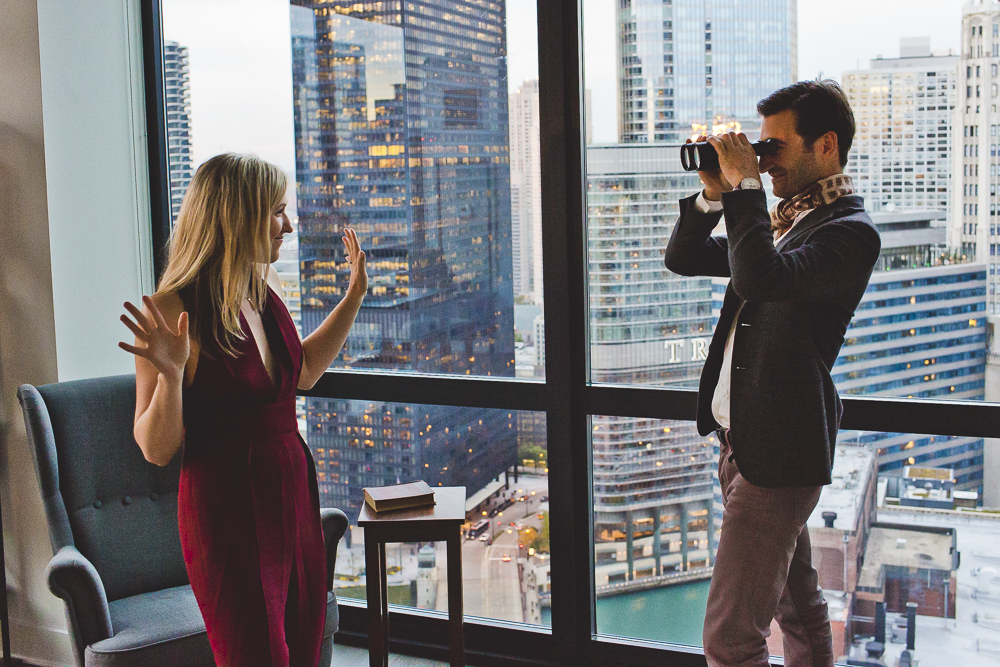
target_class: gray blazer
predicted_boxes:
[664,189,881,487]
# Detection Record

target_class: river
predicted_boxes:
[540,579,710,647]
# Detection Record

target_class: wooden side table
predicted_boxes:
[358,486,467,667]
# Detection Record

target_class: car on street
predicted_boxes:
[479,533,489,542]
[502,553,512,562]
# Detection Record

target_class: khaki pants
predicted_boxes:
[703,435,834,667]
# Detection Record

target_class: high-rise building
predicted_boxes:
[616,0,796,144]
[955,2,1000,310]
[842,37,958,220]
[955,1,1000,505]
[587,144,717,583]
[163,40,193,224]
[834,210,987,495]
[509,79,541,301]
[290,1,517,512]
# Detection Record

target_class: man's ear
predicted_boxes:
[820,131,839,161]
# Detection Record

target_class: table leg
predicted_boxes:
[364,527,386,667]
[446,530,465,667]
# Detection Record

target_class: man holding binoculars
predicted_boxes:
[665,81,881,666]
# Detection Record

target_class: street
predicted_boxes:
[334,474,550,625]
[463,474,549,623]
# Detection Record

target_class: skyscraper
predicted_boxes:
[955,1,1000,504]
[509,79,541,302]
[955,3,1000,313]
[289,1,517,511]
[587,144,717,583]
[616,0,797,144]
[842,38,958,220]
[163,40,193,224]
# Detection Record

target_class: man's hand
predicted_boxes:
[688,134,731,201]
[706,132,761,191]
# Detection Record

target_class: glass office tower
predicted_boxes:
[290,1,517,512]
[617,0,797,144]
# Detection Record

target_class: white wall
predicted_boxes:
[0,0,150,663]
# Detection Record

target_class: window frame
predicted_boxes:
[140,0,1000,664]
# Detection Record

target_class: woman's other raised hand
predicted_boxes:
[119,295,190,383]
[343,227,368,299]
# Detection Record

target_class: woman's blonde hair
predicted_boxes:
[157,153,287,356]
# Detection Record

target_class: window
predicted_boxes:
[145,1,1000,664]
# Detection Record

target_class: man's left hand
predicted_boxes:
[705,132,761,189]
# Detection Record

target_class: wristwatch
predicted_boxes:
[736,177,763,191]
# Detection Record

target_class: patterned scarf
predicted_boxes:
[769,174,855,240]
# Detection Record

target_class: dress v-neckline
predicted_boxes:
[241,286,280,393]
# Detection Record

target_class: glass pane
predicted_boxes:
[581,1,991,508]
[591,417,717,646]
[306,398,548,626]
[591,418,993,661]
[162,0,543,378]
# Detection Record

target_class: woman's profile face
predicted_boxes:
[268,197,293,263]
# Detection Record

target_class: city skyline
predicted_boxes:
[162,0,972,171]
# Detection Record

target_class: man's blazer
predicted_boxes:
[664,189,881,488]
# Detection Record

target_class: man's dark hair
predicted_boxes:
[757,80,855,167]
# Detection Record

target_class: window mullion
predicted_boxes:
[537,0,593,658]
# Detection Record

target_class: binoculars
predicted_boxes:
[680,138,779,172]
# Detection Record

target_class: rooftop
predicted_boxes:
[856,525,955,591]
[855,506,1000,665]
[806,445,874,532]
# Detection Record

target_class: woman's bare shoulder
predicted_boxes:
[147,289,186,320]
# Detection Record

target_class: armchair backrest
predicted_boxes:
[19,375,189,602]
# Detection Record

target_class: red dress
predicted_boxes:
[178,286,326,666]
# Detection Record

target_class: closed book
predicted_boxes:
[363,480,435,513]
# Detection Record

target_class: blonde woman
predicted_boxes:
[118,153,367,666]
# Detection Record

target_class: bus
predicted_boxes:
[468,519,489,539]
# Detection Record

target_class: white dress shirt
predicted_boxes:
[693,190,811,430]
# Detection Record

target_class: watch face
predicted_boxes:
[740,178,762,190]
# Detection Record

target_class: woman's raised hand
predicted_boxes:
[118,295,190,383]
[342,227,368,299]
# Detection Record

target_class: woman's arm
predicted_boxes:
[119,293,190,466]
[298,228,367,390]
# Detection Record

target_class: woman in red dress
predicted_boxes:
[118,153,367,666]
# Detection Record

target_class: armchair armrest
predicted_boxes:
[319,508,349,591]
[46,546,113,660]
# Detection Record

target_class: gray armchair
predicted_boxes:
[18,375,348,666]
